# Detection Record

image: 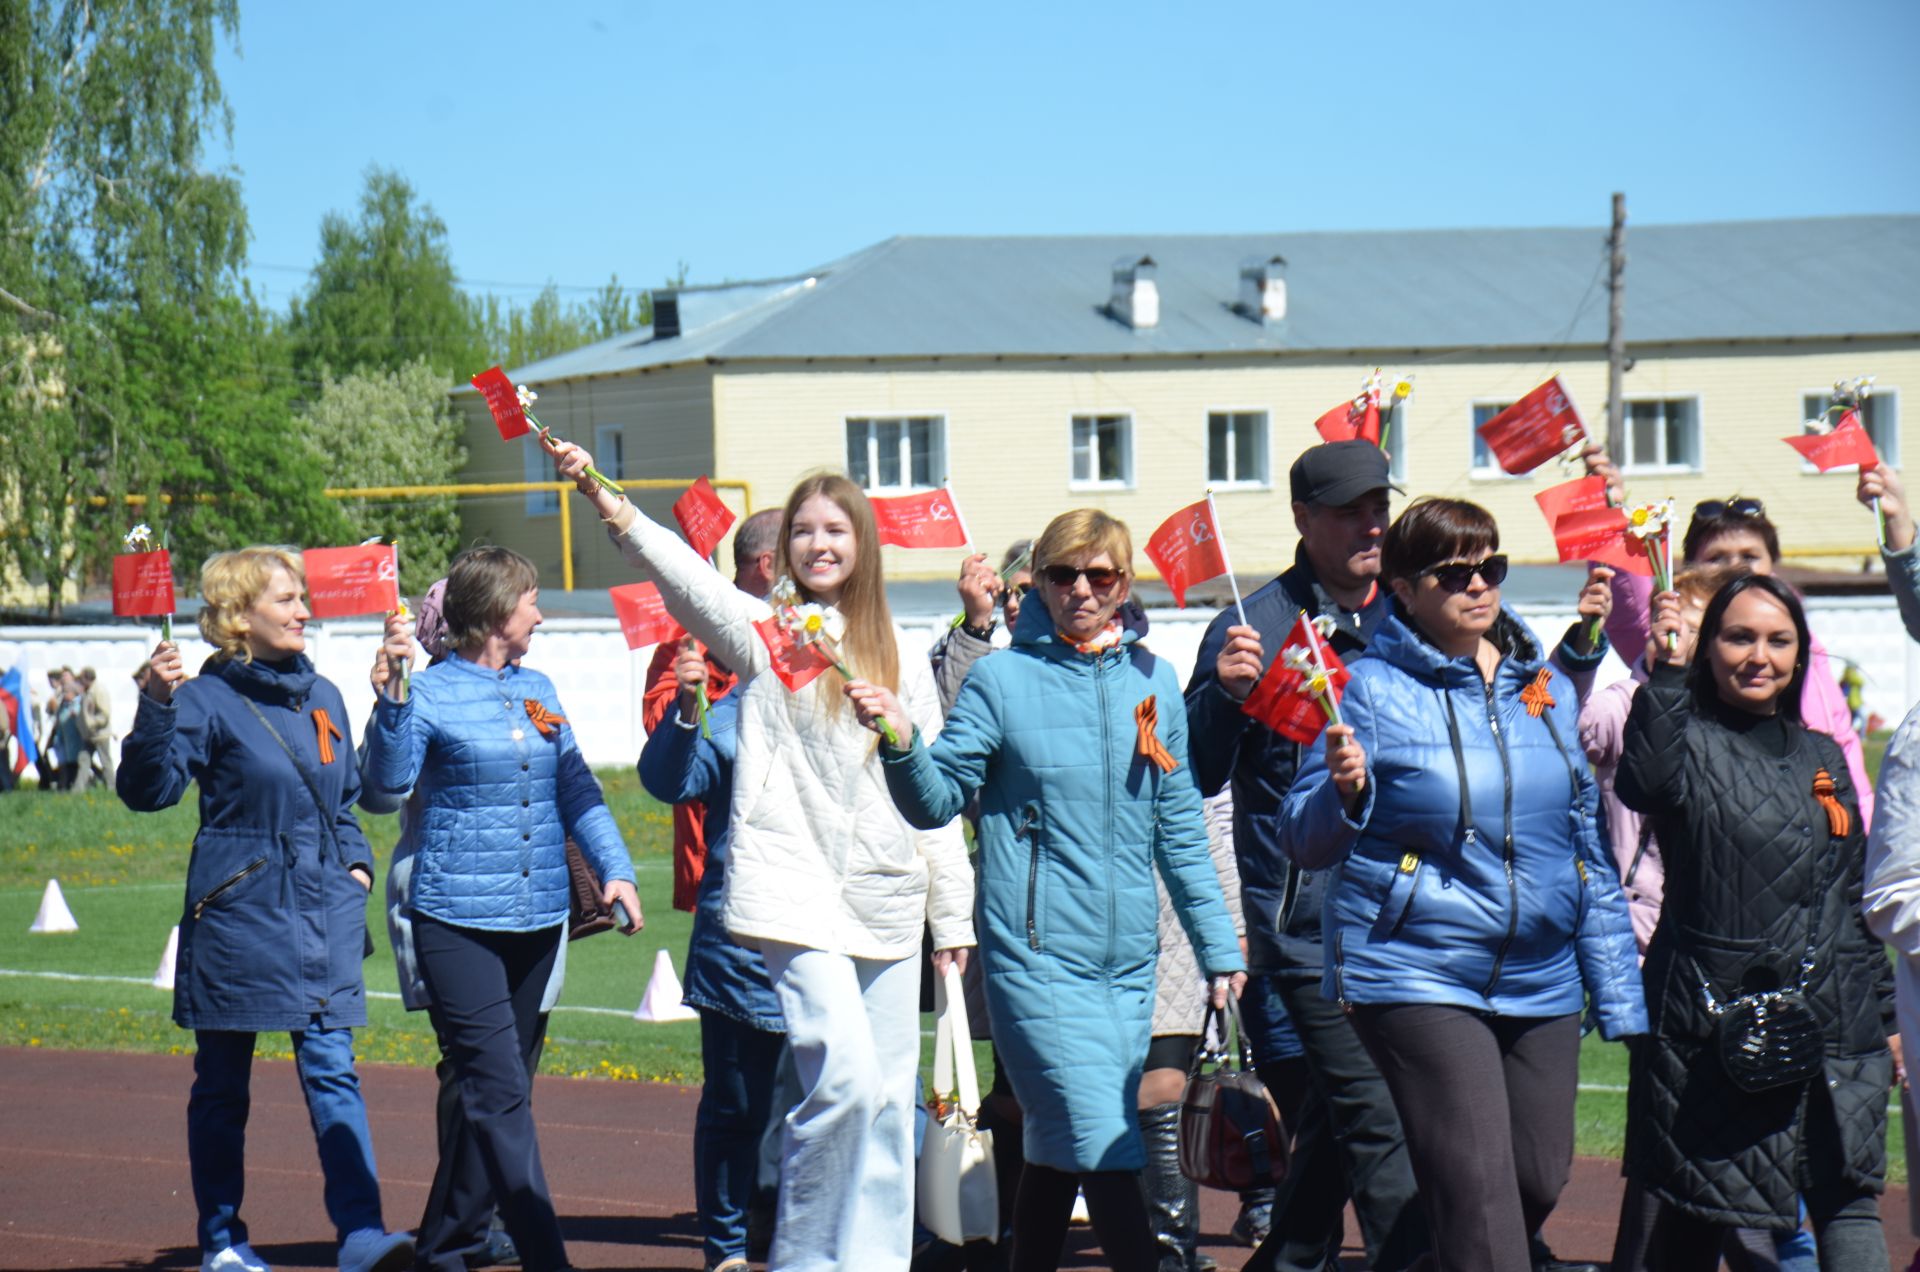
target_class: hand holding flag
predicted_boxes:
[1241,613,1352,753]
[760,576,900,746]
[471,367,625,495]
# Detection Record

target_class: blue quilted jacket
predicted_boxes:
[363,653,633,932]
[1282,606,1646,1038]
[882,601,1243,1172]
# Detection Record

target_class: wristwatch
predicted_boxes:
[961,619,996,641]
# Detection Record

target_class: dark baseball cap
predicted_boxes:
[1289,440,1404,507]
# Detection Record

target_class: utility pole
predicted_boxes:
[1606,192,1627,458]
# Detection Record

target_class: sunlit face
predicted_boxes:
[1039,552,1129,644]
[1003,568,1034,629]
[1693,529,1773,576]
[1296,490,1392,588]
[1707,589,1799,715]
[1390,559,1500,649]
[789,494,858,604]
[498,589,543,662]
[242,566,311,661]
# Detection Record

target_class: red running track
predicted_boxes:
[0,1048,1909,1269]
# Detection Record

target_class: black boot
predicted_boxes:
[1137,1102,1213,1272]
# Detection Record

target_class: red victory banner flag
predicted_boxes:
[1783,410,1880,472]
[1551,506,1654,576]
[1533,475,1611,530]
[869,488,970,550]
[610,582,684,651]
[1314,396,1382,446]
[302,544,400,619]
[1242,614,1353,745]
[470,366,530,441]
[1146,499,1230,608]
[112,550,176,618]
[673,477,738,559]
[751,616,837,692]
[1476,377,1586,475]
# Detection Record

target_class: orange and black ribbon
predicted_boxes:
[1520,668,1556,718]
[313,709,343,765]
[524,699,567,739]
[1134,695,1178,775]
[1812,768,1851,839]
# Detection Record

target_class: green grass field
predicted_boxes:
[0,751,1902,1177]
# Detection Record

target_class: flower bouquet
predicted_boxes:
[1626,501,1678,649]
[768,576,900,747]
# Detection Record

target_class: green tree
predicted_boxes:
[288,168,487,381]
[473,273,652,371]
[300,359,468,595]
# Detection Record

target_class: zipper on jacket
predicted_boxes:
[1333,929,1349,1007]
[1020,804,1043,951]
[1623,822,1653,889]
[1481,676,1520,998]
[1572,857,1592,930]
[194,858,267,919]
[1386,853,1423,938]
[1097,652,1116,972]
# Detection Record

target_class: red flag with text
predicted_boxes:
[1241,614,1352,745]
[610,582,685,651]
[303,544,400,619]
[1476,377,1585,475]
[1783,411,1880,472]
[673,477,738,559]
[1314,398,1382,446]
[1146,499,1229,607]
[752,617,836,692]
[1549,506,1655,576]
[112,550,176,618]
[1533,475,1611,531]
[869,488,969,549]
[471,366,530,441]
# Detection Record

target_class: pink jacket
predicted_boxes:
[1579,674,1661,958]
[1604,569,1874,829]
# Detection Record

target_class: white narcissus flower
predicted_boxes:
[768,576,802,611]
[124,524,154,552]
[1310,614,1339,642]
[1626,501,1673,541]
[516,384,538,410]
[1281,646,1315,674]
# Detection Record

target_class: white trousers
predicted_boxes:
[761,942,920,1272]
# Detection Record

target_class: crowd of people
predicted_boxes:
[95,418,1920,1272]
[3,662,125,792]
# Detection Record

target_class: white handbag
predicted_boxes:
[917,963,999,1246]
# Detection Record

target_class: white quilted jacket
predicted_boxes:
[607,503,975,960]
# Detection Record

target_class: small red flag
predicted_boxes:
[751,616,836,692]
[1314,398,1382,446]
[1533,476,1611,531]
[1476,377,1585,475]
[610,582,685,651]
[1550,506,1654,576]
[869,488,969,549]
[302,544,400,619]
[1783,411,1880,472]
[112,550,176,618]
[1145,499,1230,608]
[1241,614,1352,745]
[471,366,530,441]
[673,477,738,560]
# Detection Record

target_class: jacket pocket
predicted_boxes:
[1375,852,1423,939]
[1017,801,1045,952]
[193,858,268,919]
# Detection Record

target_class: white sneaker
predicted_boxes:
[202,1244,272,1272]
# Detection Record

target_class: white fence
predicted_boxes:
[5,597,1915,773]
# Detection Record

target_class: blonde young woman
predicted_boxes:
[545,439,975,1272]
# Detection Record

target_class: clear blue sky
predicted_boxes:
[216,0,1920,312]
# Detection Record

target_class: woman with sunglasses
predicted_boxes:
[1281,497,1646,1272]
[1583,449,1875,826]
[848,509,1245,1272]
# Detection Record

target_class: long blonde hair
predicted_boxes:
[780,473,899,711]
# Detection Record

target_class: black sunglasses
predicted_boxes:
[1004,581,1033,602]
[1040,564,1125,589]
[1692,497,1766,521]
[1417,555,1509,594]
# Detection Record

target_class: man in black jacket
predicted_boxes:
[1184,440,1428,1272]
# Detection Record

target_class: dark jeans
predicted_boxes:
[1350,1003,1582,1272]
[1246,974,1427,1272]
[413,915,566,1272]
[696,1009,785,1267]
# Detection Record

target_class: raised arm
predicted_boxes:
[874,660,1005,832]
[1616,661,1694,817]
[116,647,212,812]
[899,654,976,953]
[1182,609,1258,798]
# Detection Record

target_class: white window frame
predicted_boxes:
[1618,394,1704,476]
[1468,399,1524,480]
[1070,413,1135,490]
[1798,387,1899,471]
[845,415,947,494]
[594,424,627,482]
[522,437,558,516]
[1205,407,1271,490]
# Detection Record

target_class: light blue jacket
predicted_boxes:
[1283,607,1646,1039]
[363,653,633,932]
[882,602,1243,1172]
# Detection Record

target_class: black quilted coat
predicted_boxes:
[1616,663,1893,1229]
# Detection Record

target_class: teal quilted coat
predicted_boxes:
[882,603,1243,1172]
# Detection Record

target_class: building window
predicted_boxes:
[1071,414,1134,489]
[594,425,627,481]
[1470,402,1518,476]
[1620,398,1702,474]
[522,437,558,516]
[1800,390,1899,469]
[846,416,945,492]
[1207,411,1269,487]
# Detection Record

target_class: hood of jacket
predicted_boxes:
[1366,602,1545,689]
[201,653,318,707]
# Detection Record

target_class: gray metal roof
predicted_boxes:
[486,216,1920,385]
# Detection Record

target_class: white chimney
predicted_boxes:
[1237,255,1287,323]
[1108,255,1159,329]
